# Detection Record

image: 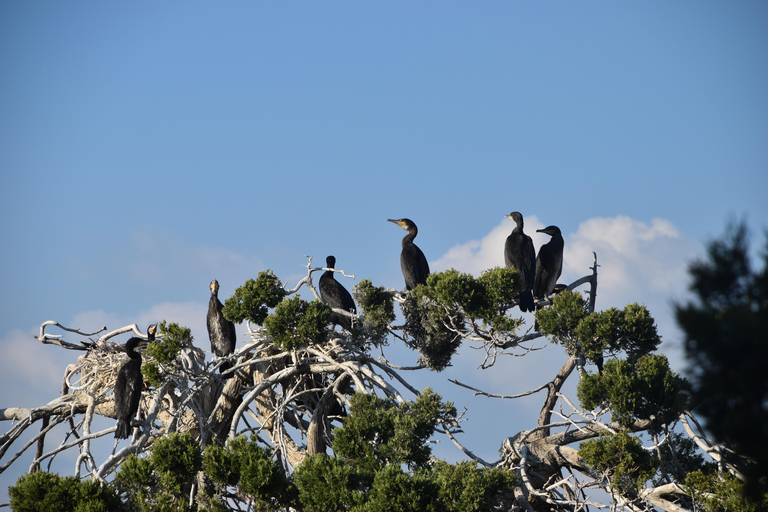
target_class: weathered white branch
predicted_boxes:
[35,321,106,351]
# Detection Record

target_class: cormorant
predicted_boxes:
[388,218,430,291]
[533,225,564,300]
[318,255,357,331]
[504,212,536,312]
[207,279,237,378]
[114,323,157,439]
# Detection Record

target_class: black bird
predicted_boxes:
[207,279,237,377]
[533,225,564,300]
[388,218,430,291]
[318,255,357,331]
[114,323,157,439]
[504,212,536,313]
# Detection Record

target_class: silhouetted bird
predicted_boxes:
[504,212,536,312]
[207,279,237,378]
[114,323,156,439]
[388,218,430,291]
[534,225,564,300]
[319,255,357,331]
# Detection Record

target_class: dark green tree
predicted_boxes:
[676,220,768,493]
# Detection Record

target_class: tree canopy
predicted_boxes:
[2,228,766,511]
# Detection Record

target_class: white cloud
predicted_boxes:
[428,215,702,372]
[432,215,546,276]
[0,328,68,406]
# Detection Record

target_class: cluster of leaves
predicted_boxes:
[401,268,522,370]
[9,471,123,512]
[263,296,332,350]
[203,435,295,511]
[580,432,658,492]
[352,279,396,345]
[293,389,516,511]
[536,290,661,367]
[222,270,286,325]
[686,470,768,512]
[654,432,710,485]
[577,354,688,432]
[142,321,194,387]
[115,432,202,512]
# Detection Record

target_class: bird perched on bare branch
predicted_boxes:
[207,279,237,378]
[319,255,357,331]
[534,225,564,300]
[114,323,156,439]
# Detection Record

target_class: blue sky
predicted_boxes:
[1,1,767,501]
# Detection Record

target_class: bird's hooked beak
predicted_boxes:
[147,323,158,339]
[210,280,219,294]
[387,218,405,229]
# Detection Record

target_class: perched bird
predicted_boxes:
[534,225,564,300]
[207,279,237,378]
[318,255,357,331]
[114,323,157,439]
[504,212,536,312]
[388,218,430,291]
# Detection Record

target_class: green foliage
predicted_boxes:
[400,268,524,370]
[141,362,162,388]
[477,267,523,332]
[686,470,768,512]
[401,284,464,371]
[264,296,331,349]
[115,455,155,509]
[333,389,456,472]
[428,269,491,319]
[620,303,662,360]
[537,290,660,369]
[203,435,296,509]
[9,471,123,512]
[676,220,768,491]
[296,390,512,511]
[580,432,658,492]
[116,432,202,512]
[151,432,202,491]
[429,460,516,512]
[353,279,396,344]
[536,290,589,346]
[223,270,286,325]
[655,432,711,484]
[360,464,438,512]
[577,354,688,432]
[293,453,363,511]
[147,320,193,365]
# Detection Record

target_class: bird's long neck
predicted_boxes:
[126,345,142,360]
[402,229,417,247]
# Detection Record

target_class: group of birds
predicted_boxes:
[504,212,564,313]
[113,213,564,439]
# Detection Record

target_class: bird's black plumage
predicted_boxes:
[388,218,430,291]
[318,256,357,331]
[207,279,237,377]
[114,323,156,439]
[533,225,564,300]
[504,212,536,312]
